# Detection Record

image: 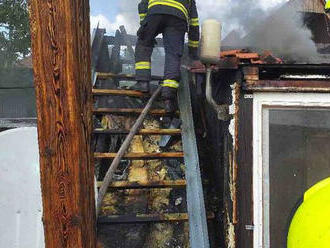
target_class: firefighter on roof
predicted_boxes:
[133,0,200,113]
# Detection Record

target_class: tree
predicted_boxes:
[0,0,30,69]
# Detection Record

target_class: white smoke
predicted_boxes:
[90,0,140,35]
[196,0,290,36]
[243,7,318,62]
[117,0,140,34]
[197,0,318,61]
[90,14,121,33]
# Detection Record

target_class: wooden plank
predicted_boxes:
[109,30,122,74]
[96,72,163,81]
[91,27,105,86]
[98,213,189,224]
[244,80,330,92]
[237,94,253,248]
[94,152,184,159]
[96,180,187,189]
[93,128,181,135]
[29,0,97,247]
[242,64,330,70]
[119,26,135,60]
[93,108,178,116]
[92,89,148,97]
[96,87,162,216]
[98,212,215,224]
[178,70,210,248]
[91,27,105,72]
[104,34,164,47]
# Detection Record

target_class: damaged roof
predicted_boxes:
[222,0,330,50]
[303,12,330,44]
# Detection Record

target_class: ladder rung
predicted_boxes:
[93,108,178,116]
[93,128,181,135]
[98,213,189,224]
[94,152,184,159]
[97,179,186,189]
[96,72,163,81]
[92,89,148,97]
[98,212,215,224]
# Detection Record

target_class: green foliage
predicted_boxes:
[0,0,31,69]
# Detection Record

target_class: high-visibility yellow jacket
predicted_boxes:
[287,177,330,248]
[138,0,200,58]
[325,0,330,13]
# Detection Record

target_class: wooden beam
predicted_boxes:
[98,212,215,224]
[244,80,330,92]
[109,30,122,74]
[104,34,164,47]
[96,87,163,216]
[178,70,210,247]
[93,108,179,116]
[94,152,184,159]
[92,88,149,97]
[29,1,97,247]
[98,213,190,224]
[96,72,163,81]
[237,92,254,248]
[96,179,187,189]
[93,128,181,135]
[119,26,135,59]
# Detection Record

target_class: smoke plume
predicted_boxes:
[244,8,318,62]
[197,0,318,61]
[117,0,140,34]
[223,1,318,62]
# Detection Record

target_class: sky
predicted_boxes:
[90,0,289,35]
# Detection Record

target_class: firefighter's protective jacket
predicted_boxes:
[287,177,330,248]
[138,0,200,58]
[326,0,330,13]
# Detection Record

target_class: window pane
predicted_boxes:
[267,109,330,247]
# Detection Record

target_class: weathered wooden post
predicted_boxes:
[29,1,97,247]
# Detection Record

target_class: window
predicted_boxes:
[253,93,330,248]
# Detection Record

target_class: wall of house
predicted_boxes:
[190,70,243,248]
[289,0,326,13]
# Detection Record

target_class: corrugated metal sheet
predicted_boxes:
[0,128,45,248]
[0,68,36,119]
[0,89,36,118]
[0,68,33,88]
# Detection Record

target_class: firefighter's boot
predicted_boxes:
[162,86,178,114]
[131,81,150,93]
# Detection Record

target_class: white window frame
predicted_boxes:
[253,92,330,248]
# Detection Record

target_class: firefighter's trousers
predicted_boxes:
[135,14,187,90]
